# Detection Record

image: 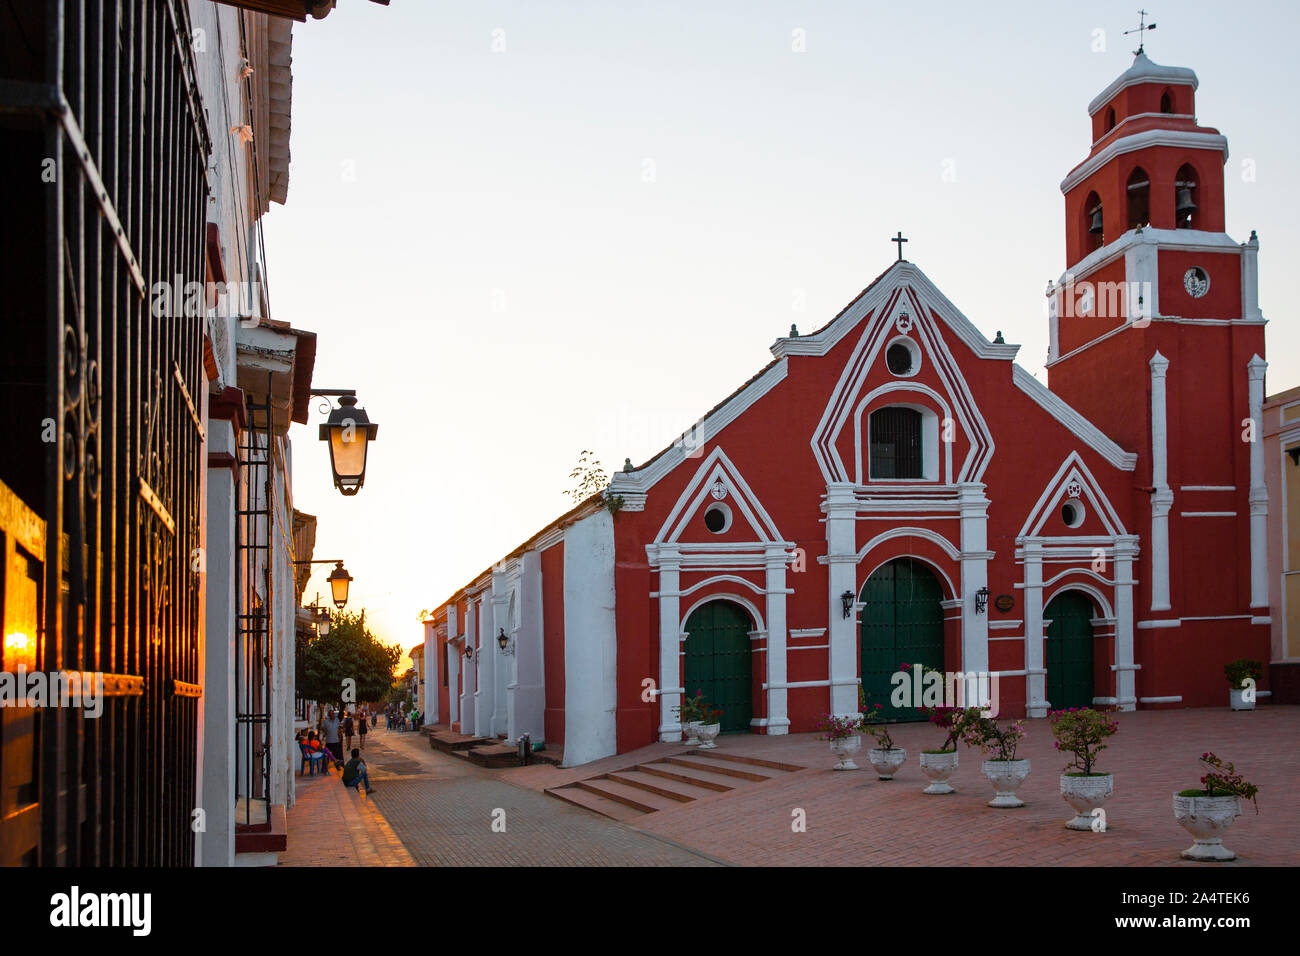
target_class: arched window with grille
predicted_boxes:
[869,406,923,479]
[1083,191,1103,252]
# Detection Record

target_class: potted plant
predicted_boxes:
[696,697,723,750]
[916,705,980,795]
[1224,659,1262,711]
[1051,707,1119,831]
[1173,752,1259,861]
[677,691,703,745]
[817,712,863,770]
[964,716,1029,808]
[860,702,907,779]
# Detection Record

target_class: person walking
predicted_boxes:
[357,710,368,750]
[343,711,355,752]
[320,709,343,767]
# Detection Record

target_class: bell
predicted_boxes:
[1088,207,1103,235]
[1175,187,1197,225]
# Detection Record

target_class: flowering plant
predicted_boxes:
[1223,658,1262,689]
[1049,707,1118,775]
[816,712,862,742]
[856,685,897,749]
[918,705,981,753]
[962,715,1026,761]
[698,701,724,725]
[675,690,704,724]
[1182,752,1260,813]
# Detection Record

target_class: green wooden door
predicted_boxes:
[859,558,945,722]
[1044,591,1095,710]
[683,601,753,734]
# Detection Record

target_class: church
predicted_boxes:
[420,50,1272,767]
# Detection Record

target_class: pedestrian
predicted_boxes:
[343,711,354,752]
[357,710,368,750]
[321,709,342,766]
[340,748,376,794]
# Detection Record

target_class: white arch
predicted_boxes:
[858,553,957,603]
[853,381,956,484]
[1043,581,1115,621]
[679,593,766,637]
[858,527,960,563]
[679,574,765,598]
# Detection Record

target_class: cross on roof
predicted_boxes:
[891,231,908,261]
[1124,9,1157,55]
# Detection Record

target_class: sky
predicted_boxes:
[263,0,1300,666]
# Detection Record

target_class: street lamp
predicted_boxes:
[327,562,353,609]
[317,393,379,496]
[317,611,331,636]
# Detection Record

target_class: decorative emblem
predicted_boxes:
[1065,480,1083,499]
[895,311,913,334]
[994,594,1015,613]
[710,478,728,500]
[1183,266,1210,299]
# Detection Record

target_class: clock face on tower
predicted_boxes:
[1183,266,1210,299]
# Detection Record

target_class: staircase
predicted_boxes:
[425,726,563,768]
[545,749,803,822]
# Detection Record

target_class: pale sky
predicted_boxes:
[264,0,1300,665]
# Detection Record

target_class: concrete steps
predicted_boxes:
[545,746,805,822]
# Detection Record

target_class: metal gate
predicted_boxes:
[1044,591,1095,710]
[682,601,753,734]
[0,0,208,865]
[859,558,945,721]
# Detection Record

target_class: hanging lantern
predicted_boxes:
[318,395,379,496]
[327,562,353,609]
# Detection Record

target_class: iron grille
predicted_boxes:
[869,407,923,480]
[0,0,209,865]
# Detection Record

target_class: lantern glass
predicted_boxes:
[328,420,369,492]
[328,564,352,609]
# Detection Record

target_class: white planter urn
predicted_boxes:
[1173,794,1242,861]
[1228,689,1255,711]
[696,723,721,749]
[981,759,1031,808]
[829,735,861,770]
[1060,773,1113,830]
[868,748,907,780]
[682,720,701,746]
[918,750,959,794]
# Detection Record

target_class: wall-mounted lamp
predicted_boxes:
[314,389,379,496]
[974,586,990,615]
[464,644,474,661]
[1288,448,1300,467]
[294,559,354,610]
[496,627,512,654]
[841,590,855,619]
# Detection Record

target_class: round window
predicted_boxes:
[1061,501,1085,528]
[704,503,731,533]
[884,336,920,377]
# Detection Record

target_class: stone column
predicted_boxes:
[1247,355,1269,610]
[958,483,992,702]
[824,483,859,718]
[1023,538,1047,718]
[461,600,477,736]
[1114,535,1139,711]
[512,550,547,741]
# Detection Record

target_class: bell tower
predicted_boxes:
[1044,50,1270,708]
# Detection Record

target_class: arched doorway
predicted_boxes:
[683,600,753,734]
[1044,591,1095,710]
[859,558,945,721]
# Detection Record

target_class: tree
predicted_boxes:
[565,449,624,516]
[297,610,402,712]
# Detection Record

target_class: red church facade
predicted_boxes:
[420,52,1272,768]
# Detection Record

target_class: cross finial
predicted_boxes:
[1124,9,1157,55]
[891,231,908,261]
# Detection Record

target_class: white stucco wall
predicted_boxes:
[562,509,618,766]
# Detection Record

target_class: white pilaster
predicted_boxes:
[656,548,683,741]
[447,641,460,727]
[1241,231,1263,321]
[1114,535,1139,711]
[958,484,991,703]
[422,620,438,726]
[823,483,859,718]
[1149,351,1173,612]
[764,546,791,735]
[1023,539,1047,718]
[490,571,510,737]
[1248,355,1269,608]
[512,551,546,742]
[460,599,477,736]
[562,509,618,766]
[474,594,496,737]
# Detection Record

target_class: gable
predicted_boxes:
[654,446,785,545]
[1018,451,1129,539]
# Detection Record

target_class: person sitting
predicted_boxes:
[341,748,376,793]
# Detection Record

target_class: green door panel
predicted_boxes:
[859,558,945,722]
[683,601,753,734]
[1044,591,1095,710]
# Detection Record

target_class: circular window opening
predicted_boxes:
[886,340,918,376]
[704,503,731,533]
[1061,501,1085,528]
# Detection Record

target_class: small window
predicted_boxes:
[887,343,912,375]
[1061,501,1085,528]
[1083,191,1103,252]
[1104,107,1116,132]
[1175,163,1198,229]
[869,407,923,479]
[1126,166,1150,230]
[1160,90,1174,114]
[703,502,731,533]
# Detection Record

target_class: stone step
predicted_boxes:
[604,769,706,803]
[660,755,769,781]
[573,778,682,814]
[637,761,737,793]
[678,749,804,774]
[545,785,645,823]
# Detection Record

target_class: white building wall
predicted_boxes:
[562,510,618,766]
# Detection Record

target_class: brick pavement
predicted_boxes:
[512,706,1300,867]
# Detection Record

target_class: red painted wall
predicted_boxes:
[540,544,565,746]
